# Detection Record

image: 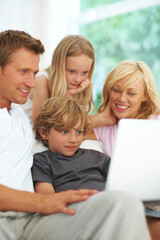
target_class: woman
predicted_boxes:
[87,60,160,157]
[86,59,160,240]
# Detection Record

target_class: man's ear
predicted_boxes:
[39,130,48,140]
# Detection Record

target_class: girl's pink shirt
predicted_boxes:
[94,114,160,158]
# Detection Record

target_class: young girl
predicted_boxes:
[22,34,95,126]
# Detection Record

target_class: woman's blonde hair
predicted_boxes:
[46,35,95,114]
[98,60,160,119]
[35,97,89,147]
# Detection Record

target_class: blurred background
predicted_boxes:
[1,0,160,111]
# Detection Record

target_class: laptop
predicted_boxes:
[105,119,160,201]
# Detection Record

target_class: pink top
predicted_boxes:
[94,114,160,157]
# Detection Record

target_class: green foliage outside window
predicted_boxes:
[79,4,160,112]
[80,0,121,11]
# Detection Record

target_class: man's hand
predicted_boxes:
[38,189,98,215]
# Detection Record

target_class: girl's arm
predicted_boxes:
[66,79,91,97]
[32,75,50,125]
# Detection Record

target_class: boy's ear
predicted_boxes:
[39,130,48,140]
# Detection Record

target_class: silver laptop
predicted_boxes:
[105,119,160,201]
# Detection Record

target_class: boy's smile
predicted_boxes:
[42,120,84,157]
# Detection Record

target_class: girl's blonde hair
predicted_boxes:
[98,60,160,119]
[35,97,89,147]
[46,35,95,114]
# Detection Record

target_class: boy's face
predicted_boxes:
[42,120,84,156]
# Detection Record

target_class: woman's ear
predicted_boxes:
[39,130,48,140]
[143,91,148,102]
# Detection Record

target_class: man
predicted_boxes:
[0,30,151,240]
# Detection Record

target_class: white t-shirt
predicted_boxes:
[0,104,34,192]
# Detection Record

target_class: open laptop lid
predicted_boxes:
[105,119,160,201]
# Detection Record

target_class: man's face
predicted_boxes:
[0,47,39,109]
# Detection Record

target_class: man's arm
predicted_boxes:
[0,184,98,215]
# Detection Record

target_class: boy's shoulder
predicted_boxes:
[33,150,50,158]
[79,148,110,160]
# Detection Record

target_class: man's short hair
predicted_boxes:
[0,30,45,68]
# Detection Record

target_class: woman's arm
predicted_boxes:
[83,129,97,140]
[89,101,117,129]
[32,75,50,125]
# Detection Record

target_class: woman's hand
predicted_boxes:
[100,100,117,126]
[89,99,117,128]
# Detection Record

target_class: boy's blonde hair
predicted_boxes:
[98,60,160,119]
[46,35,95,114]
[35,97,89,147]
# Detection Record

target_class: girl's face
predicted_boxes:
[65,54,93,89]
[109,78,146,119]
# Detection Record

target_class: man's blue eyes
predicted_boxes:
[21,70,27,73]
[34,72,38,76]
[21,70,37,76]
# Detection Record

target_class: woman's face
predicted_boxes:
[109,78,146,120]
[65,54,93,90]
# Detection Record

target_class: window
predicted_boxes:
[77,0,160,111]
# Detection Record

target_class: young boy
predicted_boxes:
[32,97,110,194]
